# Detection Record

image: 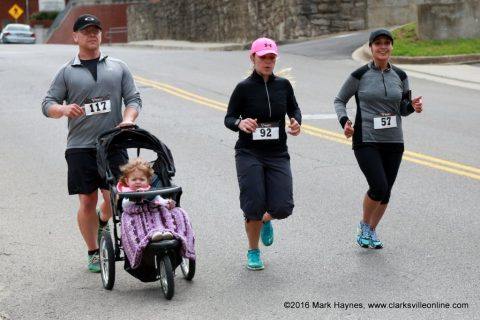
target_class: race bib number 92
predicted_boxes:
[252,122,280,140]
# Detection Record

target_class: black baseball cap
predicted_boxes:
[369,28,393,45]
[73,14,102,32]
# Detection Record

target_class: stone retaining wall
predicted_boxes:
[417,0,480,40]
[125,0,477,42]
[128,0,368,42]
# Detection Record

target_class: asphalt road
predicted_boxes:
[0,36,479,320]
[281,30,370,60]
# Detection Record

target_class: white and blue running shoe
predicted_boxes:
[369,229,383,249]
[357,221,370,248]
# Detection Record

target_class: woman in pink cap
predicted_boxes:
[224,37,302,270]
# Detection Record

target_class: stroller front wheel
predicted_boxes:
[180,257,196,281]
[100,231,115,290]
[158,255,174,300]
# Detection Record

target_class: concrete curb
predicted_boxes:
[352,43,371,62]
[111,40,249,51]
[352,42,480,64]
[390,54,480,64]
[112,38,308,52]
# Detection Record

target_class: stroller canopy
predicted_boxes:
[96,126,176,185]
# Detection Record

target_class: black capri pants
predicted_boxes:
[235,148,294,221]
[354,144,403,204]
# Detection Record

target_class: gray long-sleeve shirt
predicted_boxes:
[42,53,142,149]
[334,61,414,147]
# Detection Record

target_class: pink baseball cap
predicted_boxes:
[250,37,278,57]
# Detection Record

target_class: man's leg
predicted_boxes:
[77,191,99,250]
[99,189,113,222]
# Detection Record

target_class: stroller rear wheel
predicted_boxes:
[100,231,115,290]
[158,255,174,300]
[180,257,195,281]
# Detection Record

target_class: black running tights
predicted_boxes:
[354,145,403,204]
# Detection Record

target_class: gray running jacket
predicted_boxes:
[334,61,414,148]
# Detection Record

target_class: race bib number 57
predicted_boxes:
[373,115,397,130]
[83,96,111,116]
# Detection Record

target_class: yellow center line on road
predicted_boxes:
[404,150,480,174]
[303,124,480,177]
[135,76,227,110]
[134,76,480,181]
[403,156,480,180]
[303,128,351,145]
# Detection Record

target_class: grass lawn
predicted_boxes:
[392,23,480,57]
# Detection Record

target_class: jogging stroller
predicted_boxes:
[96,125,195,300]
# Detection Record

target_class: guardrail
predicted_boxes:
[105,26,128,44]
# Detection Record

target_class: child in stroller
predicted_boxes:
[96,126,196,299]
[118,157,195,269]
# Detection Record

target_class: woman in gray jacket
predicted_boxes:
[334,29,423,249]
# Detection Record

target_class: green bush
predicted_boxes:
[30,11,59,21]
[392,22,480,56]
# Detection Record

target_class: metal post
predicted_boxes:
[25,0,29,24]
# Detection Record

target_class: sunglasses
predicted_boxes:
[79,28,101,35]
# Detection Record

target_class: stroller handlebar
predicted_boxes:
[98,125,139,141]
[115,186,182,199]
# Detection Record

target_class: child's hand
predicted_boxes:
[166,199,176,209]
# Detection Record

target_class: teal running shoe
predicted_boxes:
[356,221,370,248]
[369,229,383,249]
[260,221,274,246]
[96,208,110,246]
[247,249,264,270]
[88,252,101,273]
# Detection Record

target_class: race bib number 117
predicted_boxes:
[83,96,111,116]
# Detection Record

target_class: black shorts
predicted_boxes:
[235,148,294,221]
[65,148,127,195]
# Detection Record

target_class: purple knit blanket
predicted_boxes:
[121,202,196,269]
